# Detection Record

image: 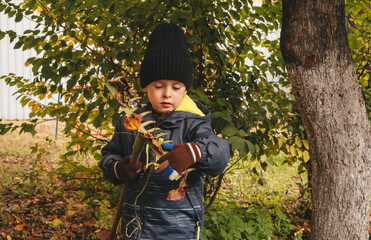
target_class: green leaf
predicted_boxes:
[221,124,237,137]
[0,4,6,12]
[80,111,89,123]
[246,140,255,154]
[14,41,23,49]
[105,82,118,99]
[212,111,232,123]
[238,129,249,137]
[93,115,103,128]
[229,136,248,156]
[15,13,23,22]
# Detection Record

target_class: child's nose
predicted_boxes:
[163,87,171,98]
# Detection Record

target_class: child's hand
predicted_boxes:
[112,156,142,182]
[156,142,202,180]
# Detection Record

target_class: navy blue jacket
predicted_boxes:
[100,96,230,240]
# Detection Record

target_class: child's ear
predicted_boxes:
[143,87,147,92]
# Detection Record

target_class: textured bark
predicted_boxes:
[280,1,371,239]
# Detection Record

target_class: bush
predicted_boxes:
[203,204,274,240]
[203,199,301,240]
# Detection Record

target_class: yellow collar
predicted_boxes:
[175,95,205,116]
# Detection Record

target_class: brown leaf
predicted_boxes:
[84,217,96,227]
[115,92,128,107]
[95,229,110,240]
[108,75,141,107]
[167,188,186,201]
[142,131,165,156]
[151,138,165,155]
[179,170,188,188]
[47,213,58,221]
[167,170,189,201]
[156,160,169,173]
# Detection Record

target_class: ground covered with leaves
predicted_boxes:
[0,154,119,240]
[0,120,345,239]
[0,121,116,239]
[0,185,108,239]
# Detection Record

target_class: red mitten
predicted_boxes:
[111,156,142,182]
[157,142,202,180]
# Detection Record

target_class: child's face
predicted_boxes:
[144,79,187,114]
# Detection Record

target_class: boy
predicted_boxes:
[100,23,230,240]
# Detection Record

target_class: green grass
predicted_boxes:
[222,153,308,210]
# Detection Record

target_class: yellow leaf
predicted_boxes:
[25,61,30,67]
[290,145,296,157]
[124,113,143,131]
[31,103,39,113]
[7,235,12,240]
[36,6,43,12]
[14,224,24,231]
[286,144,290,153]
[67,210,75,216]
[303,139,309,150]
[297,148,303,157]
[51,218,63,227]
[303,150,310,162]
[295,136,302,148]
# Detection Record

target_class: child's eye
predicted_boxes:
[172,85,183,90]
[154,85,163,89]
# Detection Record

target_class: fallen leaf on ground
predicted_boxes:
[14,224,24,231]
[51,218,63,227]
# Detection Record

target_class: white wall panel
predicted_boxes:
[0,11,37,119]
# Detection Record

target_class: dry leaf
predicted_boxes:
[167,170,189,201]
[95,229,110,240]
[156,160,169,173]
[47,213,58,221]
[124,113,143,131]
[108,75,142,108]
[167,188,186,201]
[14,224,24,231]
[84,218,96,227]
[142,131,165,156]
[179,170,188,188]
[51,218,63,227]
[151,138,165,155]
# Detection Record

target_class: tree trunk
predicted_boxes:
[280,1,371,239]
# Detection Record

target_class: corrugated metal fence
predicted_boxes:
[0,11,37,119]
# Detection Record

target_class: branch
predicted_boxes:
[204,174,224,212]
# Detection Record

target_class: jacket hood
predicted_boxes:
[175,95,205,116]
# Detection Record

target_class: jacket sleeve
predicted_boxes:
[190,116,230,176]
[99,116,135,185]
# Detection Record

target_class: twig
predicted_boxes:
[205,174,224,212]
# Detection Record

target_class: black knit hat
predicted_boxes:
[140,23,193,89]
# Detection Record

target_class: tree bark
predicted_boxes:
[280,1,371,239]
